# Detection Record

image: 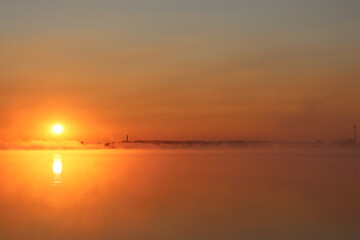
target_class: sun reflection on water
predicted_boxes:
[53,154,62,185]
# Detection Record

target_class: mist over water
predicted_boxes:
[0,149,359,239]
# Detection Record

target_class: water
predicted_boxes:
[0,149,359,239]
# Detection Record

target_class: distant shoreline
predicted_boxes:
[0,139,358,151]
[103,140,359,149]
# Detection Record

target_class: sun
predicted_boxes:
[52,124,64,135]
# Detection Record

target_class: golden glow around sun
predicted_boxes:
[52,124,64,134]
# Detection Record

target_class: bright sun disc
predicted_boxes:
[52,124,64,134]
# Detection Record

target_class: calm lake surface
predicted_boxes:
[0,149,359,239]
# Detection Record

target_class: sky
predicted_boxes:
[0,0,359,142]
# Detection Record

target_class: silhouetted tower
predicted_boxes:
[126,135,129,142]
[355,126,357,144]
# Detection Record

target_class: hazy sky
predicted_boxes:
[1,0,359,142]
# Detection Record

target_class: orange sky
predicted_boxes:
[0,0,359,142]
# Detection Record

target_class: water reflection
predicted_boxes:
[0,149,359,239]
[53,154,62,185]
